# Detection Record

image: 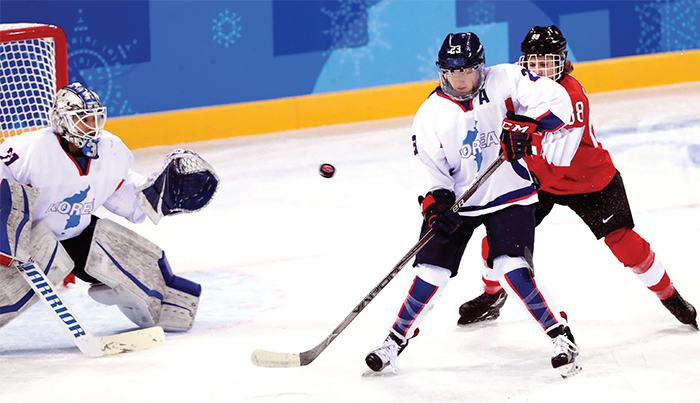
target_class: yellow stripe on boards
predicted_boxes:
[106,49,699,150]
[572,49,699,93]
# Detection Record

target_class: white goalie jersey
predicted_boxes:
[412,63,573,217]
[0,127,148,240]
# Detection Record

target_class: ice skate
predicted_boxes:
[365,330,416,373]
[548,325,581,378]
[457,290,507,326]
[661,290,698,330]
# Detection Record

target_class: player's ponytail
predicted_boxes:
[564,59,574,76]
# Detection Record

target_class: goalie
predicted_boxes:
[0,82,219,333]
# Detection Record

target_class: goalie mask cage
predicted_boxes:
[0,23,68,140]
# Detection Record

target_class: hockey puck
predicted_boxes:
[319,163,335,178]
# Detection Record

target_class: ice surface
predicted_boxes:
[1,82,699,403]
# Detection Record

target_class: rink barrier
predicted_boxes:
[107,49,699,150]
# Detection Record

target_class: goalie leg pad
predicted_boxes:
[159,283,200,332]
[88,283,156,327]
[0,179,39,266]
[85,218,201,331]
[85,218,167,326]
[157,253,201,332]
[0,221,74,328]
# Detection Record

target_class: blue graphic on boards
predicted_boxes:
[272,0,377,57]
[1,0,698,117]
[212,9,243,48]
[1,1,149,116]
[458,0,699,64]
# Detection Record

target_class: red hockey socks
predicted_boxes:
[604,228,675,299]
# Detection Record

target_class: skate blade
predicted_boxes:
[457,311,500,327]
[456,317,500,332]
[557,360,582,379]
[361,365,398,377]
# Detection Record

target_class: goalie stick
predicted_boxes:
[251,154,507,368]
[14,259,165,357]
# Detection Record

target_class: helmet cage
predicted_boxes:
[519,25,568,82]
[517,53,565,81]
[55,106,107,146]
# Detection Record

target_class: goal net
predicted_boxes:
[0,23,68,140]
[0,23,73,285]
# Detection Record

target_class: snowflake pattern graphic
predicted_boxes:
[322,0,370,50]
[417,38,444,81]
[635,0,699,54]
[212,9,243,48]
[321,0,390,76]
[466,0,496,25]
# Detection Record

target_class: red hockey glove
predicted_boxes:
[500,112,539,161]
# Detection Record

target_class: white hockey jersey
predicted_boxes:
[0,127,148,240]
[411,63,573,216]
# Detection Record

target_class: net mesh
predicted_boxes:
[1,26,58,139]
[0,24,71,284]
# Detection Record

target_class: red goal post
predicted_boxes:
[0,23,69,140]
[0,23,74,285]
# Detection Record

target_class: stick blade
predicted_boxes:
[97,326,165,357]
[251,349,302,368]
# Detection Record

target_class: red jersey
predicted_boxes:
[525,74,617,195]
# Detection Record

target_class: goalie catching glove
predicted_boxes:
[137,149,219,224]
[500,112,540,161]
[419,189,462,244]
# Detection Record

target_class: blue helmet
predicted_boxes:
[436,32,486,101]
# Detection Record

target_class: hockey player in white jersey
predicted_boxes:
[365,32,581,377]
[0,82,218,334]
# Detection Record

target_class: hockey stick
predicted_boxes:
[14,259,165,357]
[251,154,507,368]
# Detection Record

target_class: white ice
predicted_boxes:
[1,82,699,403]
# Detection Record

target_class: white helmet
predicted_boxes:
[50,82,106,158]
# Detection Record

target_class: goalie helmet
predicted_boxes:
[50,82,107,159]
[518,25,568,82]
[436,32,486,101]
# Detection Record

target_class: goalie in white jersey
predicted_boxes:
[0,82,219,334]
[365,32,581,378]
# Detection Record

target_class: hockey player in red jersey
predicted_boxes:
[457,25,698,330]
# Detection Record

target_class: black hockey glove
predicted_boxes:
[500,112,539,161]
[419,189,462,243]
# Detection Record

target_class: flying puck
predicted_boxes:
[319,163,335,178]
